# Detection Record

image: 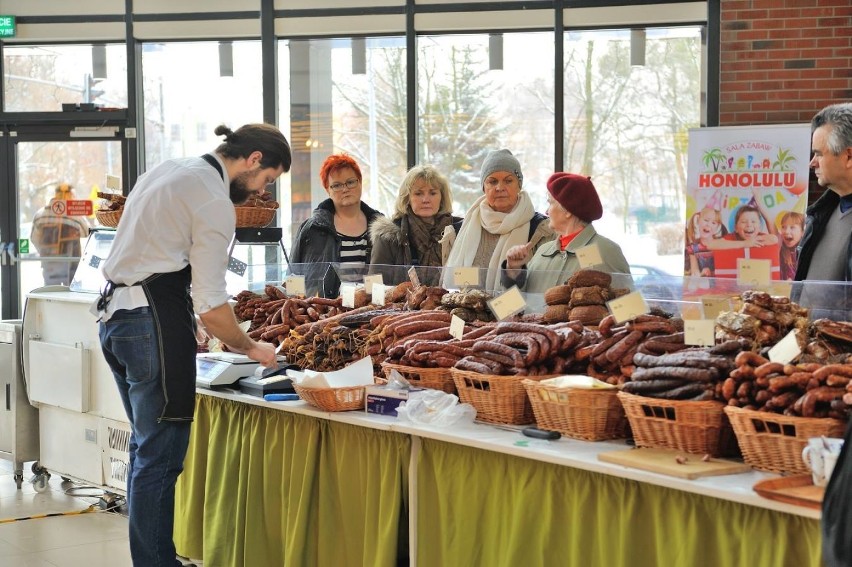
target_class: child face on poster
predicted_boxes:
[780,212,804,250]
[734,208,763,240]
[697,207,723,239]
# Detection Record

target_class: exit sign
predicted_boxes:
[0,16,15,38]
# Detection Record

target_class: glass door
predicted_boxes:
[0,127,126,318]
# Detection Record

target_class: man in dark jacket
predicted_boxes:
[796,103,852,567]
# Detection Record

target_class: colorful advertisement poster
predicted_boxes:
[684,124,810,280]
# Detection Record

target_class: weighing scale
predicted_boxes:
[196,352,263,389]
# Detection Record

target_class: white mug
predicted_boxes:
[802,437,844,487]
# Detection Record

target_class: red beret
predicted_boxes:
[546,172,602,223]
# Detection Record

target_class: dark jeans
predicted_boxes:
[100,307,191,567]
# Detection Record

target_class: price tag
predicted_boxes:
[449,314,465,340]
[487,286,527,321]
[363,273,383,294]
[575,243,603,269]
[769,281,793,299]
[701,296,731,320]
[768,329,802,364]
[371,283,390,305]
[452,267,480,287]
[341,284,356,308]
[285,275,306,297]
[408,266,421,288]
[607,291,650,324]
[106,174,121,190]
[684,319,715,347]
[737,258,771,288]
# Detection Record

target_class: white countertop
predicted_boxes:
[197,387,820,520]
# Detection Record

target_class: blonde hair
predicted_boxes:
[392,165,453,220]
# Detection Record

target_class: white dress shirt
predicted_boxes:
[94,154,235,321]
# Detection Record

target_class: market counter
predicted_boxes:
[174,389,822,567]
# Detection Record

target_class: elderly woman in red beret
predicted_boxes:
[503,172,629,293]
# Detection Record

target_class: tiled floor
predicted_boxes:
[0,460,200,567]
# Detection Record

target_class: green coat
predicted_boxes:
[504,224,630,293]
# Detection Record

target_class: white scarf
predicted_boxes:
[445,191,535,291]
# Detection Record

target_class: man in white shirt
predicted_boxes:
[95,123,291,567]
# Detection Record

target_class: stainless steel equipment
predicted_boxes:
[0,320,40,489]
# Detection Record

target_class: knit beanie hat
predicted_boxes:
[480,149,523,188]
[547,172,603,223]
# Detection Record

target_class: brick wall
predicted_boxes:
[719,0,852,126]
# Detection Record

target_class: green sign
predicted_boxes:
[19,238,29,254]
[0,16,15,38]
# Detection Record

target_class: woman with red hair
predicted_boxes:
[291,154,383,296]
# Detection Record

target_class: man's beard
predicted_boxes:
[230,171,255,204]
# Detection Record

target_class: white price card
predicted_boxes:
[607,291,650,325]
[449,314,465,340]
[371,283,390,305]
[408,266,421,288]
[737,258,771,288]
[453,267,480,287]
[575,243,603,269]
[769,281,793,299]
[701,296,731,320]
[487,286,527,321]
[363,273,383,294]
[341,284,357,308]
[285,275,306,297]
[684,319,715,347]
[768,329,802,364]
[106,174,121,190]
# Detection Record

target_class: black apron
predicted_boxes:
[141,265,197,421]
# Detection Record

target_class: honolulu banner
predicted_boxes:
[684,124,811,280]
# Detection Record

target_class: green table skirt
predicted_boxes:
[416,439,822,567]
[174,395,410,567]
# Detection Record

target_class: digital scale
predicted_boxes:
[196,352,263,389]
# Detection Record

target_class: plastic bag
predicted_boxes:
[396,389,476,427]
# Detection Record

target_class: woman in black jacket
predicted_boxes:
[369,164,460,286]
[290,154,383,297]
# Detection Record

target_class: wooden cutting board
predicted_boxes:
[598,448,752,479]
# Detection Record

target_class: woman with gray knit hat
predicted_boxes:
[503,172,629,293]
[443,149,555,291]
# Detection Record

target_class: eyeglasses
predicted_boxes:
[329,178,360,192]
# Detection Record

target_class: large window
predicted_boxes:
[563,27,701,274]
[3,44,128,112]
[279,36,408,241]
[417,33,556,214]
[141,41,264,169]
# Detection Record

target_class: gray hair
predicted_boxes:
[393,165,453,220]
[811,103,852,155]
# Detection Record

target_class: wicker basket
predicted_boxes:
[235,206,275,228]
[451,368,552,425]
[292,383,365,412]
[96,208,122,228]
[381,362,456,394]
[724,406,846,474]
[524,380,627,441]
[618,392,736,456]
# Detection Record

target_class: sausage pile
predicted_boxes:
[716,290,808,347]
[724,351,852,418]
[622,344,741,400]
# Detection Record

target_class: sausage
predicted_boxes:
[494,322,561,353]
[309,296,342,307]
[722,377,737,400]
[754,362,785,378]
[626,320,677,334]
[814,364,852,383]
[641,341,688,355]
[647,382,712,400]
[492,333,540,365]
[633,351,732,370]
[473,341,525,367]
[800,387,846,417]
[826,374,851,388]
[735,351,769,368]
[631,366,719,382]
[598,314,617,337]
[621,378,686,394]
[455,355,504,375]
[591,330,630,358]
[605,330,644,363]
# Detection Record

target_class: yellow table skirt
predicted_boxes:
[174,395,410,567]
[416,439,822,567]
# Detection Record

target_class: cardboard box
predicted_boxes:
[365,385,426,416]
